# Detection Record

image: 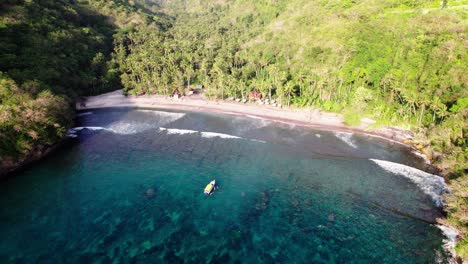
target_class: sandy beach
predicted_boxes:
[77,90,415,145]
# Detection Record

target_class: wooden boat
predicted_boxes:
[204,180,216,195]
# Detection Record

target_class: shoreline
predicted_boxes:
[0,138,73,181]
[0,89,460,262]
[78,90,465,261]
[77,90,416,147]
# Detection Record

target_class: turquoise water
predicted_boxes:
[0,108,448,263]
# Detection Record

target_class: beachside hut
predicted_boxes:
[248,91,263,100]
[171,89,181,99]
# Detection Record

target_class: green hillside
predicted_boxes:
[115,2,468,254]
[0,0,466,258]
[0,0,158,164]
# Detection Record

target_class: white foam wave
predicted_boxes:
[71,126,107,131]
[104,111,186,134]
[106,122,155,135]
[67,126,109,137]
[412,150,431,164]
[159,128,198,135]
[159,127,265,143]
[246,114,266,120]
[137,109,185,119]
[370,159,448,207]
[201,132,241,139]
[437,225,459,261]
[77,112,93,117]
[250,139,267,144]
[335,131,357,148]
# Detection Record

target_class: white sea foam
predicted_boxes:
[137,109,185,119]
[437,225,459,262]
[159,127,265,143]
[67,126,109,137]
[105,111,186,134]
[250,139,267,144]
[106,122,155,135]
[159,128,198,135]
[232,115,271,134]
[412,150,431,164]
[370,159,449,207]
[71,126,107,131]
[77,112,93,117]
[66,133,78,138]
[335,131,357,148]
[201,132,241,139]
[245,114,266,120]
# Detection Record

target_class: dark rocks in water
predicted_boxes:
[145,188,156,198]
[210,252,231,264]
[143,244,163,255]
[164,250,183,264]
[328,214,336,222]
[101,221,127,249]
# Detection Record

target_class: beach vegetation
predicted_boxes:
[0,0,466,257]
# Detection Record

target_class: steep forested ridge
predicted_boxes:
[0,0,467,257]
[0,0,155,167]
[0,0,114,167]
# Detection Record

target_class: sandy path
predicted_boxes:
[77,90,415,144]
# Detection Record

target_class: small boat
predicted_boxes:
[204,180,216,195]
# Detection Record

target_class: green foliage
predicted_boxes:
[455,237,468,260]
[0,0,124,168]
[110,1,467,244]
[0,73,72,161]
[343,112,361,126]
[450,98,468,113]
[1,0,467,253]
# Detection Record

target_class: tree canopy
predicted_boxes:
[0,0,467,255]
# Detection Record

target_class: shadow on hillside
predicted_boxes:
[0,1,121,97]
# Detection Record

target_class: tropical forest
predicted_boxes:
[0,0,467,262]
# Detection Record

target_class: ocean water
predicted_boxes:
[0,108,449,263]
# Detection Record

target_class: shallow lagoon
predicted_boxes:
[0,108,449,263]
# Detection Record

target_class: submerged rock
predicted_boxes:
[145,188,156,198]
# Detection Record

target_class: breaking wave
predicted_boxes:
[159,128,264,143]
[70,126,107,131]
[77,112,93,117]
[370,159,449,207]
[159,128,198,135]
[67,126,108,138]
[437,225,459,261]
[201,132,241,139]
[106,111,185,134]
[335,131,357,148]
[106,122,155,135]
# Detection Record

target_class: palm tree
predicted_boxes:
[283,80,296,107]
[440,0,448,9]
